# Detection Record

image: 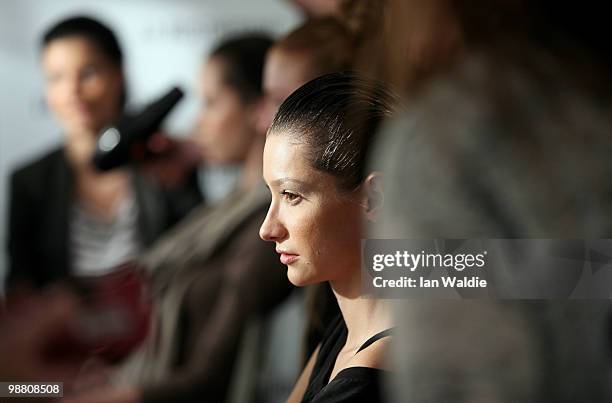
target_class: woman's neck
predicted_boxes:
[330,268,393,349]
[65,117,118,170]
[65,128,97,170]
[64,126,131,219]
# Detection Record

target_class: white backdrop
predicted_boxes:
[0,0,300,290]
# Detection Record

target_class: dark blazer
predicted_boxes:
[6,146,202,289]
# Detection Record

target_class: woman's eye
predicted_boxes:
[281,190,302,205]
[80,66,99,81]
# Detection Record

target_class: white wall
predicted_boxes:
[0,0,300,290]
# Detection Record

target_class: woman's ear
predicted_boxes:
[363,172,384,221]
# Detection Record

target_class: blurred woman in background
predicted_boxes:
[64,33,292,403]
[7,16,200,292]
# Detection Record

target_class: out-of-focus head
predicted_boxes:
[381,0,612,95]
[259,72,398,287]
[41,16,125,136]
[258,17,355,133]
[195,34,272,164]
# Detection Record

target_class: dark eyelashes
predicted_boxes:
[263,183,307,205]
[280,190,303,205]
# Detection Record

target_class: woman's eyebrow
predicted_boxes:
[270,177,309,188]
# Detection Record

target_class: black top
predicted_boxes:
[301,314,393,403]
[7,147,202,289]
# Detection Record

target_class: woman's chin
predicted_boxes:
[286,265,317,287]
[64,120,99,137]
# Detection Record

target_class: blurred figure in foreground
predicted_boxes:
[370,1,612,402]
[0,290,81,383]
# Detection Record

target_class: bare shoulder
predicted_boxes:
[350,337,392,371]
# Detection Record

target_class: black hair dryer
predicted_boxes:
[93,86,184,171]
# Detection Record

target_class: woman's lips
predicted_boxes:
[279,252,299,265]
[70,102,93,115]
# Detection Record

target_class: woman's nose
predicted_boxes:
[64,77,80,97]
[259,207,286,242]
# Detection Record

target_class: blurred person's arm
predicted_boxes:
[7,169,40,290]
[0,289,82,382]
[138,134,202,189]
[61,386,140,403]
[286,344,320,403]
[139,214,292,403]
[137,133,203,226]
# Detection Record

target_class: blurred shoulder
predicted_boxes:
[11,146,67,196]
[11,146,66,182]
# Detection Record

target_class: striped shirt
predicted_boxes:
[70,195,142,277]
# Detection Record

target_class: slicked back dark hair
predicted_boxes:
[210,34,273,103]
[269,71,399,191]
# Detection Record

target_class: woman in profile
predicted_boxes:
[7,16,200,291]
[260,71,398,402]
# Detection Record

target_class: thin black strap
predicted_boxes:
[356,327,394,354]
